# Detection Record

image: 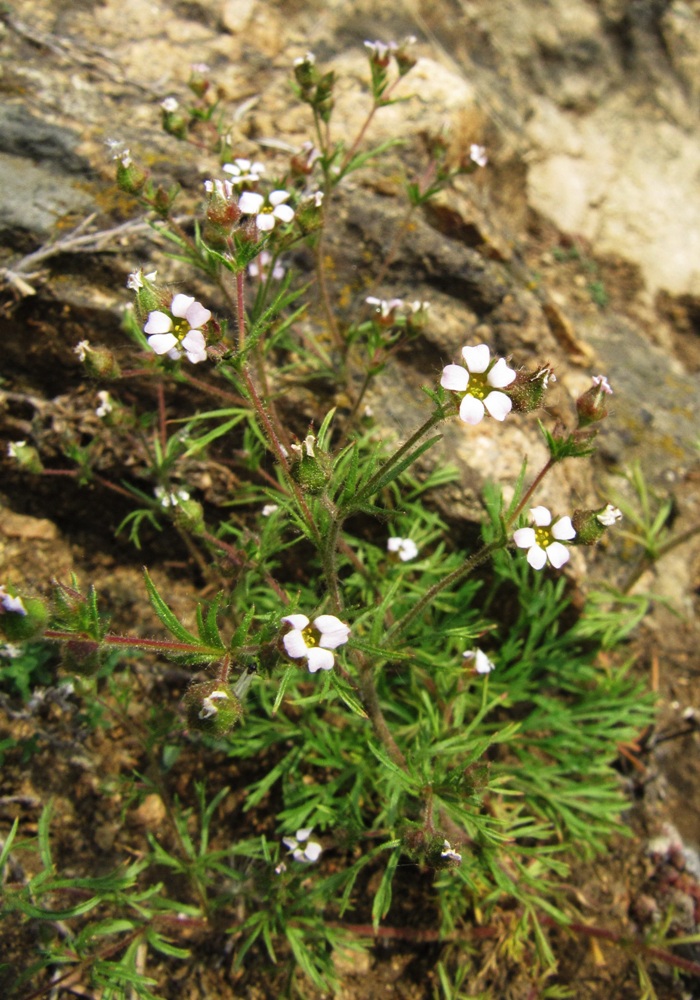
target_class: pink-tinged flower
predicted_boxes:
[238,190,295,232]
[144,294,211,364]
[366,296,404,324]
[282,613,350,672]
[513,506,576,570]
[591,374,613,395]
[440,344,516,424]
[0,586,27,616]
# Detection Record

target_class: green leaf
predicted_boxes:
[143,570,200,646]
[371,846,400,929]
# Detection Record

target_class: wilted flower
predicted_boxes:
[238,190,295,232]
[441,344,516,424]
[387,537,419,562]
[282,613,350,672]
[441,840,462,862]
[597,504,622,526]
[126,269,157,292]
[463,648,496,674]
[282,828,322,863]
[513,506,576,570]
[144,293,211,363]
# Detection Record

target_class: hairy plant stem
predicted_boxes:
[358,405,448,501]
[506,456,557,528]
[354,654,407,770]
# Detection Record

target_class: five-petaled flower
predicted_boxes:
[238,190,295,232]
[223,158,265,185]
[513,506,576,570]
[282,828,322,863]
[144,293,211,363]
[441,344,516,424]
[463,648,496,674]
[387,537,419,562]
[282,613,350,672]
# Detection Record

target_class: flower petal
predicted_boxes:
[283,630,309,659]
[171,294,195,318]
[458,394,485,424]
[462,344,490,373]
[181,330,206,354]
[546,542,570,568]
[552,516,576,541]
[315,615,350,649]
[306,647,335,672]
[184,301,212,328]
[272,203,295,223]
[303,842,322,862]
[144,311,173,335]
[269,189,291,206]
[239,191,264,214]
[440,364,469,392]
[483,390,512,421]
[487,357,516,388]
[256,214,276,232]
[295,828,313,841]
[527,545,548,570]
[513,527,536,549]
[148,333,178,355]
[283,614,310,630]
[530,506,552,527]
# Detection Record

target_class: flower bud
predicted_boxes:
[572,504,623,545]
[290,435,329,494]
[393,37,418,76]
[74,341,121,380]
[182,681,243,736]
[161,99,188,139]
[173,498,205,535]
[0,594,48,642]
[576,375,612,427]
[7,440,43,473]
[115,152,149,195]
[188,63,210,99]
[507,365,555,413]
[293,53,319,92]
[61,637,102,676]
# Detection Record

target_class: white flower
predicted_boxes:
[463,648,496,674]
[144,293,211,364]
[597,504,622,526]
[513,506,576,570]
[0,642,23,659]
[126,269,157,292]
[198,689,230,720]
[95,391,113,418]
[0,586,27,616]
[592,374,613,395]
[440,344,516,425]
[441,840,462,862]
[408,300,430,314]
[238,190,295,232]
[248,251,285,281]
[470,144,488,168]
[294,52,316,67]
[222,158,265,185]
[155,486,190,508]
[204,177,235,199]
[262,503,279,517]
[387,537,419,562]
[364,40,393,61]
[7,441,26,458]
[290,434,316,459]
[366,296,403,319]
[282,828,322,863]
[282,613,350,672]
[74,340,90,361]
[161,97,179,113]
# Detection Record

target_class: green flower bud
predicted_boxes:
[74,341,121,380]
[572,504,623,545]
[506,365,555,413]
[289,435,329,494]
[7,441,43,474]
[0,596,48,641]
[115,153,149,195]
[182,681,243,736]
[173,498,205,535]
[576,375,613,427]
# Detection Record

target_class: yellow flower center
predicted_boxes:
[534,526,553,547]
[302,625,318,648]
[466,372,488,400]
[172,318,190,341]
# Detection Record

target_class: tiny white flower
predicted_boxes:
[222,158,265,185]
[238,190,295,232]
[387,537,419,562]
[441,840,462,862]
[597,504,622,526]
[204,177,236,199]
[190,62,209,74]
[155,486,191,508]
[592,374,613,395]
[463,648,496,674]
[470,144,488,168]
[440,344,516,425]
[248,251,285,281]
[282,613,350,672]
[513,506,576,570]
[0,642,23,659]
[74,340,91,361]
[366,296,404,319]
[294,52,315,67]
[144,293,211,364]
[282,828,322,863]
[364,40,393,61]
[198,689,230,720]
[126,269,157,292]
[7,441,26,458]
[0,586,27,616]
[95,391,113,418]
[262,503,279,517]
[290,434,316,459]
[161,97,179,113]
[408,300,430,314]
